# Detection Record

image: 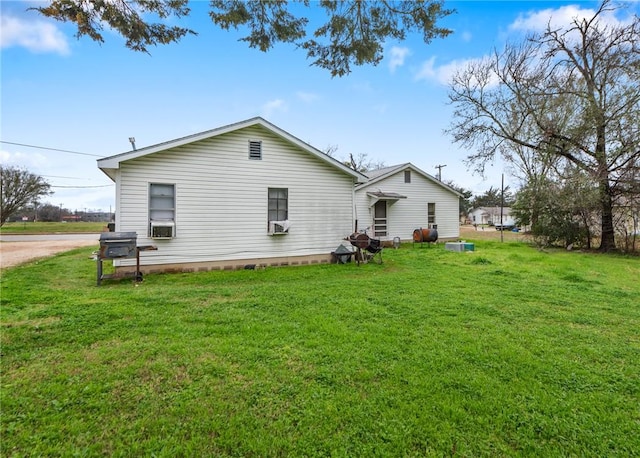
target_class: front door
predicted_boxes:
[373,201,387,237]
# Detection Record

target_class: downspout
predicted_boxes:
[353,178,358,232]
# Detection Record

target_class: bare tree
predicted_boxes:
[0,166,52,226]
[446,1,640,251]
[323,145,385,172]
[345,152,385,173]
[323,144,339,158]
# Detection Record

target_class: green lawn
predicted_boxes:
[2,241,639,456]
[1,221,106,234]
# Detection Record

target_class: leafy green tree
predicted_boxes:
[471,186,514,208]
[35,203,66,222]
[0,166,52,226]
[34,0,453,77]
[611,157,640,251]
[446,0,640,251]
[513,169,599,248]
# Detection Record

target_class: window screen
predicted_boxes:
[268,188,288,224]
[150,183,175,221]
[427,202,436,224]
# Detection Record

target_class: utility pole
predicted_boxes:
[435,164,447,181]
[500,174,504,243]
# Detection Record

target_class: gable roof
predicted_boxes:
[364,163,410,180]
[97,117,367,182]
[357,163,463,198]
[469,207,513,215]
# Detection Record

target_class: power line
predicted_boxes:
[1,141,105,158]
[52,185,114,189]
[42,175,86,180]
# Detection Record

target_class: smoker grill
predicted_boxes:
[97,232,156,285]
[348,232,383,265]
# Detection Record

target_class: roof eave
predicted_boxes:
[358,163,463,197]
[97,117,367,181]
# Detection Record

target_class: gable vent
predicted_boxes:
[249,141,262,160]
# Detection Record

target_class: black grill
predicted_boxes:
[99,232,137,259]
[97,232,156,285]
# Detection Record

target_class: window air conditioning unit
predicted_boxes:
[150,220,175,239]
[268,220,289,235]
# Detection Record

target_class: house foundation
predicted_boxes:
[113,253,333,277]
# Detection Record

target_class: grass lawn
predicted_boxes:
[1,221,106,234]
[2,240,639,456]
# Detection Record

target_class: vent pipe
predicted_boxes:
[128,137,136,151]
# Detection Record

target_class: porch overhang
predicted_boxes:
[366,191,407,206]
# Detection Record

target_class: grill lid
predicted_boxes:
[100,232,137,242]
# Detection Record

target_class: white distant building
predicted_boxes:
[468,207,515,226]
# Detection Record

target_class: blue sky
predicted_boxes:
[2,0,638,212]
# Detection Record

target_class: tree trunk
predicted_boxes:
[599,178,616,252]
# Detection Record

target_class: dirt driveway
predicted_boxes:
[1,237,99,269]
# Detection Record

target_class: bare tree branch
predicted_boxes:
[446,1,640,251]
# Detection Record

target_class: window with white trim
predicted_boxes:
[268,188,289,234]
[149,183,175,238]
[249,140,262,160]
[404,170,411,183]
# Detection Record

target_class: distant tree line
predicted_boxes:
[1,165,113,225]
[10,204,114,223]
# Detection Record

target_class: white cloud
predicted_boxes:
[0,14,70,55]
[388,46,411,73]
[415,56,467,85]
[416,5,635,90]
[0,149,49,168]
[296,91,320,103]
[261,99,287,117]
[509,5,627,34]
[415,56,500,88]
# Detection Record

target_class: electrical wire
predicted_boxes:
[52,185,114,189]
[0,140,105,158]
[42,175,85,180]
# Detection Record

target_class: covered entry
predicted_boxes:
[366,191,407,238]
[373,201,387,237]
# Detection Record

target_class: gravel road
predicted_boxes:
[0,234,100,269]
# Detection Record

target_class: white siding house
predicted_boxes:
[468,207,515,227]
[354,163,462,242]
[98,117,366,274]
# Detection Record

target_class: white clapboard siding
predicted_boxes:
[113,125,356,267]
[355,164,460,241]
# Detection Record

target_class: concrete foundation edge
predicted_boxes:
[114,253,333,276]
